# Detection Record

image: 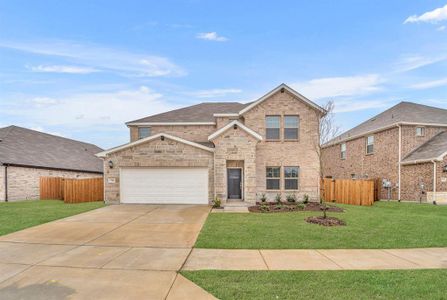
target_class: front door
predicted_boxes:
[227,168,242,199]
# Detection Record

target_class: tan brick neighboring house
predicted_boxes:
[97,84,326,205]
[322,102,447,203]
[0,126,103,201]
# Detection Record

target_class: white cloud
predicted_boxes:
[291,74,382,100]
[29,64,98,74]
[410,77,447,89]
[31,97,60,107]
[4,86,175,128]
[30,126,65,137]
[196,32,228,42]
[404,4,447,24]
[394,54,447,72]
[331,99,391,113]
[437,25,446,31]
[191,88,242,98]
[0,40,185,77]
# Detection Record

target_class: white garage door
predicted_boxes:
[120,168,209,204]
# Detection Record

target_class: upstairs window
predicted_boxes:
[138,127,151,139]
[340,143,347,159]
[266,167,280,190]
[366,135,374,154]
[416,127,425,137]
[284,166,299,190]
[266,116,280,140]
[284,116,299,140]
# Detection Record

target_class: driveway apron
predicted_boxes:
[0,204,215,300]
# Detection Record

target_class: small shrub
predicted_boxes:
[274,204,282,210]
[275,193,282,204]
[286,194,297,203]
[303,194,309,204]
[259,193,267,203]
[296,203,305,210]
[212,196,221,208]
[260,204,270,213]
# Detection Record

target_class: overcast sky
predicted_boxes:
[1,0,446,148]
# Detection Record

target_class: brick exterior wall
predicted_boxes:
[322,124,447,201]
[129,125,215,143]
[436,156,447,194]
[243,90,321,202]
[103,137,214,204]
[0,166,4,202]
[401,125,445,158]
[322,127,400,199]
[401,163,433,201]
[0,165,102,202]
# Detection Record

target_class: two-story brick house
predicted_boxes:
[322,102,447,202]
[97,84,325,205]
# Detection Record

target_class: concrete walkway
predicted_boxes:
[183,248,447,271]
[0,204,216,300]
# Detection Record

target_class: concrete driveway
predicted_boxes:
[0,204,215,300]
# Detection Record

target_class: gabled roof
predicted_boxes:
[208,120,263,141]
[0,125,103,173]
[239,83,326,115]
[326,102,447,146]
[126,84,324,125]
[96,133,214,157]
[401,131,447,165]
[126,102,250,125]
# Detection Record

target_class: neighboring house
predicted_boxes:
[97,84,325,205]
[322,102,447,202]
[0,126,103,201]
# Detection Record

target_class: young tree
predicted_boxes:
[314,100,340,218]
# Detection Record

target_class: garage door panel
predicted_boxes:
[120,168,208,204]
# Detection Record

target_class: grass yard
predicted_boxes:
[0,200,104,236]
[182,269,447,300]
[195,202,447,249]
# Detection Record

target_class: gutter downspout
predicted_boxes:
[398,124,402,201]
[432,160,437,204]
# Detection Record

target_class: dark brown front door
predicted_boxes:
[227,169,242,199]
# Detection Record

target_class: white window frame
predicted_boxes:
[416,127,425,137]
[265,116,281,140]
[284,115,299,140]
[138,127,151,139]
[366,135,374,154]
[340,143,347,160]
[284,166,299,190]
[266,166,281,190]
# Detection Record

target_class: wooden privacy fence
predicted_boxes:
[321,178,376,206]
[40,177,103,203]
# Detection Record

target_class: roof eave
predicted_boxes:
[208,120,263,141]
[96,133,215,157]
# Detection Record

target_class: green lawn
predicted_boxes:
[0,200,104,236]
[195,202,447,249]
[182,270,447,300]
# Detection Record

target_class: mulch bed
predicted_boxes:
[248,202,344,213]
[306,216,346,226]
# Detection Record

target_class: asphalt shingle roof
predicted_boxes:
[328,102,447,145]
[0,126,103,173]
[127,102,250,123]
[402,131,447,163]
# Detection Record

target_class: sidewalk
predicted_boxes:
[183,248,447,271]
